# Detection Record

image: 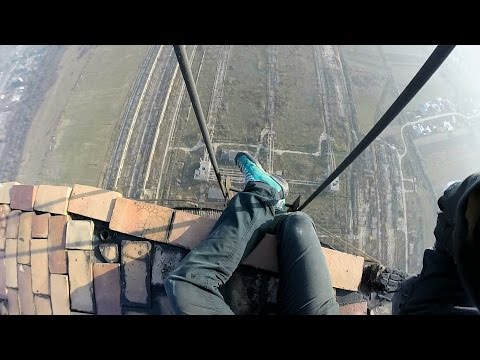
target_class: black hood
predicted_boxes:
[451,173,480,310]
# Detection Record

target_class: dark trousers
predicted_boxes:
[165,182,339,315]
[392,247,479,315]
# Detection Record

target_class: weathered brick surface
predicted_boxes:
[99,243,118,263]
[17,212,33,265]
[48,215,69,274]
[152,287,176,315]
[67,250,95,313]
[168,211,216,249]
[0,251,6,299]
[17,264,35,315]
[241,234,365,291]
[322,248,364,292]
[5,238,17,288]
[93,263,121,315]
[7,288,20,315]
[34,185,72,215]
[242,234,278,272]
[31,238,49,295]
[0,182,20,204]
[5,210,21,239]
[34,295,52,315]
[10,185,38,211]
[339,301,368,315]
[66,220,94,250]
[68,184,122,222]
[151,244,187,286]
[0,204,10,250]
[121,240,151,307]
[110,198,173,242]
[32,213,51,238]
[50,274,70,315]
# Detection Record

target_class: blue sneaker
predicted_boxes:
[235,152,289,207]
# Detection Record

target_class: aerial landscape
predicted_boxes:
[1,44,479,276]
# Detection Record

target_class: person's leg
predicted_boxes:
[275,212,339,315]
[165,181,279,315]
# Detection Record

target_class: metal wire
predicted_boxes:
[298,45,456,211]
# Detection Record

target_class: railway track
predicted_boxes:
[156,47,208,202]
[123,46,178,198]
[102,45,162,190]
[265,45,278,173]
[152,45,199,203]
[202,45,231,180]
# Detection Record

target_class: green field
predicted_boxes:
[354,93,378,135]
[217,45,267,144]
[275,45,322,153]
[42,45,149,186]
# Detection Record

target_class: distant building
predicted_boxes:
[208,187,224,201]
[220,149,239,164]
[330,178,340,191]
[194,159,211,181]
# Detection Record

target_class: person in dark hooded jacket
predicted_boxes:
[393,173,480,315]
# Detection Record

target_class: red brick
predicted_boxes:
[17,212,33,265]
[5,210,21,239]
[32,213,50,238]
[31,238,49,295]
[10,185,38,211]
[67,250,94,313]
[168,211,216,249]
[0,204,10,250]
[34,185,72,215]
[0,251,6,299]
[121,240,151,307]
[0,182,20,204]
[93,263,121,315]
[322,248,364,291]
[109,198,173,242]
[66,220,94,250]
[5,238,17,288]
[17,264,35,315]
[68,184,122,222]
[7,288,20,315]
[339,301,368,315]
[48,215,69,274]
[34,295,52,315]
[242,234,278,272]
[50,274,70,315]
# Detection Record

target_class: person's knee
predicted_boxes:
[283,212,315,237]
[277,212,318,250]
